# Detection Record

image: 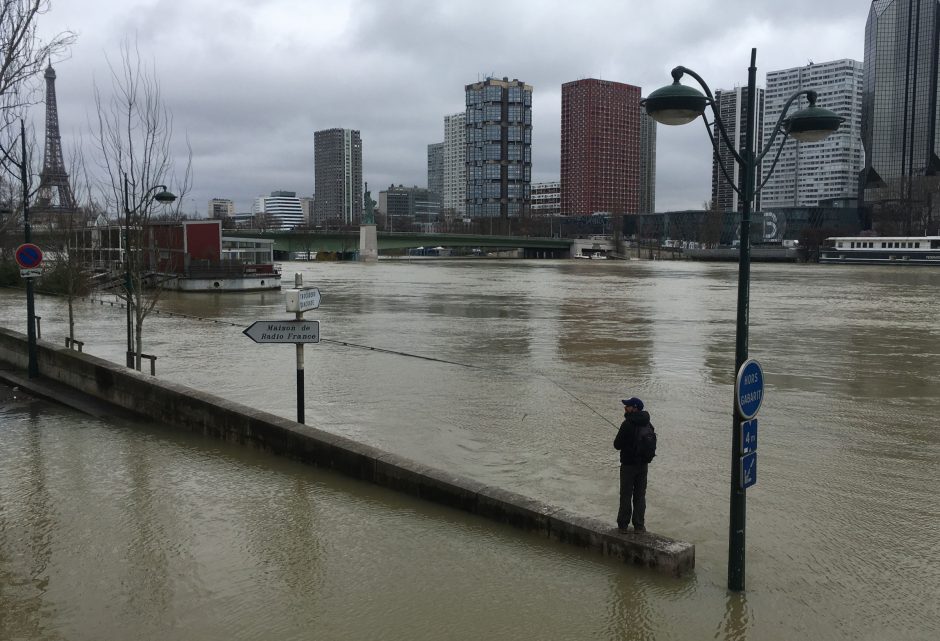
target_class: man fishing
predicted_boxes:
[614,397,656,532]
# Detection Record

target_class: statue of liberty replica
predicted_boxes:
[359,182,378,262]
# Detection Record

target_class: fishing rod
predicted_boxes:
[7,288,622,431]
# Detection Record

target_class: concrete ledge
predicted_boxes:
[0,326,695,576]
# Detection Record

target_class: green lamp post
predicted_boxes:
[642,48,843,592]
[123,173,177,369]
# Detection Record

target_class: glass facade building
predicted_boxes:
[465,78,532,218]
[861,0,940,205]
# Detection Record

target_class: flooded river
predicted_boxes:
[1,259,938,640]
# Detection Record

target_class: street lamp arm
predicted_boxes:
[672,66,747,169]
[756,89,817,165]
[702,116,743,198]
[755,128,791,195]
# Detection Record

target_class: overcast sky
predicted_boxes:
[35,0,867,216]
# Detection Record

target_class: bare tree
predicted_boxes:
[0,1,74,252]
[93,38,191,371]
[40,139,99,345]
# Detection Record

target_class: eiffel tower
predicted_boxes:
[34,62,76,218]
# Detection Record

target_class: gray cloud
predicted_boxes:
[37,0,867,215]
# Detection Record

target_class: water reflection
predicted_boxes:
[605,574,656,641]
[716,593,751,641]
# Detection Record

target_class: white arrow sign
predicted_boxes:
[243,320,320,344]
[285,286,321,312]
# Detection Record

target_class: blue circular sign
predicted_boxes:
[15,243,43,269]
[736,359,764,419]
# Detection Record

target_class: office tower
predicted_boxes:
[208,198,235,219]
[300,196,315,226]
[252,191,305,229]
[639,103,657,214]
[378,185,441,231]
[711,87,765,213]
[561,79,641,216]
[465,77,532,218]
[861,0,940,208]
[314,128,363,225]
[443,113,466,215]
[427,142,444,202]
[760,60,864,208]
[531,181,561,217]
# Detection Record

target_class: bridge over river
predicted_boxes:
[224,229,575,258]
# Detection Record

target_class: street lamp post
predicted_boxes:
[19,120,38,378]
[643,48,843,592]
[122,172,177,369]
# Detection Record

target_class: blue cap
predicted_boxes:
[621,397,644,411]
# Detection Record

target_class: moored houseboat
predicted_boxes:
[820,236,940,265]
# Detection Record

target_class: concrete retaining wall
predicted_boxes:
[0,327,694,576]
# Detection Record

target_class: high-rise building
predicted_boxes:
[639,103,657,214]
[711,87,765,213]
[208,198,235,219]
[531,181,561,217]
[314,128,362,225]
[761,60,864,208]
[427,142,444,202]
[465,77,532,218]
[861,0,940,208]
[561,79,641,216]
[378,185,441,231]
[252,191,305,229]
[300,196,315,226]
[443,113,466,215]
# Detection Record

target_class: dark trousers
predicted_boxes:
[617,464,648,529]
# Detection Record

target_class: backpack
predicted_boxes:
[635,422,657,464]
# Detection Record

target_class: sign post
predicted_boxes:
[243,274,321,424]
[15,243,43,378]
[730,358,764,589]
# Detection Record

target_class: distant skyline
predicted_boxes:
[35,0,867,216]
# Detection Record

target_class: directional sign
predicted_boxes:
[741,452,757,489]
[736,358,764,420]
[285,286,321,313]
[740,419,757,455]
[243,320,320,344]
[15,243,43,269]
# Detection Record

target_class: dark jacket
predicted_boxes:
[614,410,652,465]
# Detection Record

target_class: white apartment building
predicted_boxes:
[443,112,466,215]
[531,181,561,217]
[208,198,235,219]
[252,191,305,229]
[761,59,864,207]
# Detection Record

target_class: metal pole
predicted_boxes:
[21,120,38,379]
[295,272,305,424]
[728,47,757,592]
[124,172,134,368]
